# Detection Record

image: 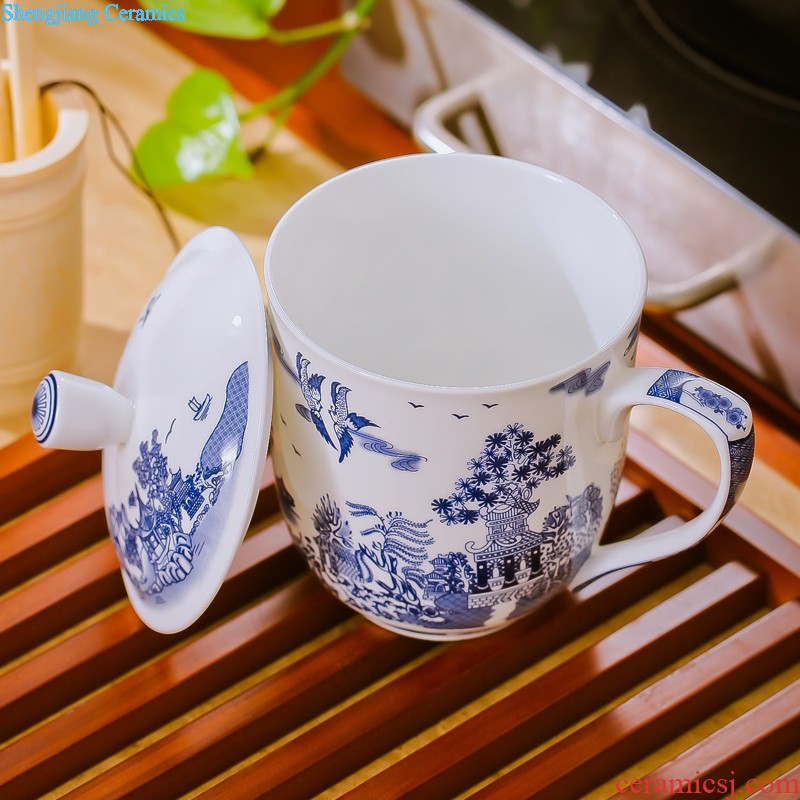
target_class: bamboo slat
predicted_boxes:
[607,678,800,800]
[340,562,769,800]
[0,428,798,799]
[469,603,800,800]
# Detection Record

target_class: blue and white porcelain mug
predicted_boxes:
[265,153,755,640]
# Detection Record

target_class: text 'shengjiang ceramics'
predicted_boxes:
[32,154,754,638]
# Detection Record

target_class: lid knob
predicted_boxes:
[31,371,134,450]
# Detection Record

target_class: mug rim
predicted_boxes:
[264,153,647,394]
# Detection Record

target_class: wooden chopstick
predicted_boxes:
[5,17,42,158]
[0,60,14,161]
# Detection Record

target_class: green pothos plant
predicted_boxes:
[134,0,377,188]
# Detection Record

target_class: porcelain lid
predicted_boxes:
[32,228,272,632]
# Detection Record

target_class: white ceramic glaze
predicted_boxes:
[33,154,754,639]
[33,228,271,633]
[265,154,754,640]
[31,371,133,449]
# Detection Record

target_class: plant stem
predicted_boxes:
[239,0,378,124]
[263,102,292,150]
[263,9,365,44]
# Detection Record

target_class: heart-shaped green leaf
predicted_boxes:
[140,0,272,38]
[134,69,253,189]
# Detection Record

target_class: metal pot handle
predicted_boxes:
[412,71,773,313]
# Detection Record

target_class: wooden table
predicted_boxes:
[1,8,798,798]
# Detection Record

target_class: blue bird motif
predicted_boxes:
[329,382,376,462]
[296,353,335,448]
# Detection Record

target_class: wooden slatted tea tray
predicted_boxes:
[1,426,798,799]
[1,10,797,797]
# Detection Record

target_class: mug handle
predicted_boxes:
[570,367,755,590]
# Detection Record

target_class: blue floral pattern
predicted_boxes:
[107,362,249,597]
[297,423,604,632]
[302,498,435,623]
[689,386,748,430]
[646,369,754,516]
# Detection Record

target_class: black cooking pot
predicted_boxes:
[588,0,800,232]
[646,0,800,99]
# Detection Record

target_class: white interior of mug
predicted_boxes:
[266,153,646,388]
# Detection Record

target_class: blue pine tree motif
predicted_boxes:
[307,497,435,621]
[346,502,434,602]
[431,423,576,525]
[309,494,360,582]
[133,431,170,511]
[109,430,200,595]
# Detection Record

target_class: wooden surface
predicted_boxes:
[0,429,798,798]
[0,7,799,798]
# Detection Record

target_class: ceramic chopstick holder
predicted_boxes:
[0,88,88,419]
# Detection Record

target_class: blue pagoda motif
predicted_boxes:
[108,362,249,597]
[422,552,473,599]
[294,423,606,632]
[469,501,542,599]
